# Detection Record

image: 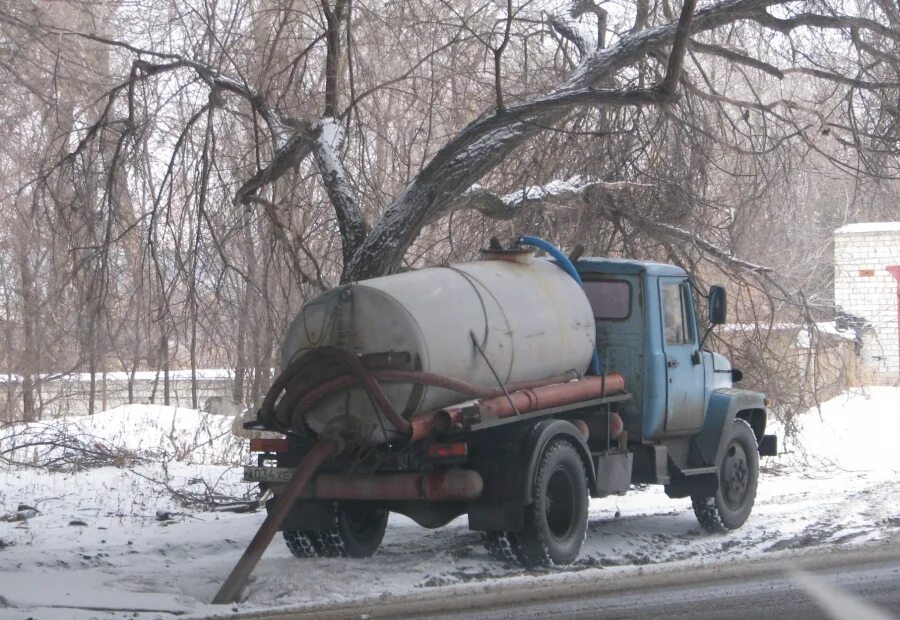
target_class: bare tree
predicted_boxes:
[1,0,898,421]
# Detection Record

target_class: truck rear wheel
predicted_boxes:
[283,530,320,558]
[283,503,389,558]
[483,531,521,564]
[516,439,589,566]
[692,418,758,532]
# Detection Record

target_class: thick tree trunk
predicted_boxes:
[162,331,170,406]
[18,249,37,423]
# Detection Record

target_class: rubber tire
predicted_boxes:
[692,418,759,532]
[283,530,320,558]
[516,439,589,566]
[332,503,389,558]
[483,531,521,564]
[282,503,389,558]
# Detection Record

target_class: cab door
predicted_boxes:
[659,278,705,433]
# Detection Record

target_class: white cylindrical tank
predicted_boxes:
[282,255,596,444]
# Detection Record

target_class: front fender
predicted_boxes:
[520,419,596,504]
[693,388,765,466]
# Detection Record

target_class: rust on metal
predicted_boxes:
[435,374,626,433]
[408,410,439,441]
[479,374,625,419]
[296,469,483,502]
[580,411,625,441]
[292,369,581,429]
[212,440,337,605]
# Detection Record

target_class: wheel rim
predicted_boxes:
[545,469,577,540]
[720,441,750,510]
[342,505,384,538]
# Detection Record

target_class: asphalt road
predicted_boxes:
[425,554,900,620]
[225,542,900,620]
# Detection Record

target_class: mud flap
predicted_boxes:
[759,434,778,456]
[594,452,633,497]
[665,469,718,499]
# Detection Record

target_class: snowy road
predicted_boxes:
[414,543,900,620]
[225,540,900,619]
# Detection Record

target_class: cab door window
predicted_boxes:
[661,282,693,345]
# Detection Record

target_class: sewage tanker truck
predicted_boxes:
[214,236,777,603]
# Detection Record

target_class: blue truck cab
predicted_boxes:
[576,257,777,515]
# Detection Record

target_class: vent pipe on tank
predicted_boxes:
[480,237,534,264]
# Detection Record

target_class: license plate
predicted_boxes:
[243,466,295,483]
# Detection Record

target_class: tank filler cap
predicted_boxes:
[479,237,534,263]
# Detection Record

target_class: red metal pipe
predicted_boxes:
[409,410,439,442]
[406,373,582,441]
[299,469,483,502]
[482,374,625,418]
[292,370,580,431]
[435,374,625,432]
[212,440,337,604]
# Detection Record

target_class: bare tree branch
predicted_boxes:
[751,12,899,41]
[234,122,317,206]
[690,40,785,78]
[344,0,705,280]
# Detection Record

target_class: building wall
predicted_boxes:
[834,224,900,384]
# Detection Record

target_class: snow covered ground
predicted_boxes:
[1,388,899,619]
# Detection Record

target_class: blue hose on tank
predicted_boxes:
[517,235,602,376]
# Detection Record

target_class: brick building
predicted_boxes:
[834,222,900,384]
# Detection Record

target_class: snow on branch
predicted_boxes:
[445,176,653,221]
[313,117,366,272]
[446,176,774,277]
[549,15,590,58]
[549,0,608,56]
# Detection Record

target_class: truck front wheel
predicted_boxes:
[692,418,759,532]
[283,503,388,558]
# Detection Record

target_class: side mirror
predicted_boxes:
[708,286,727,325]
